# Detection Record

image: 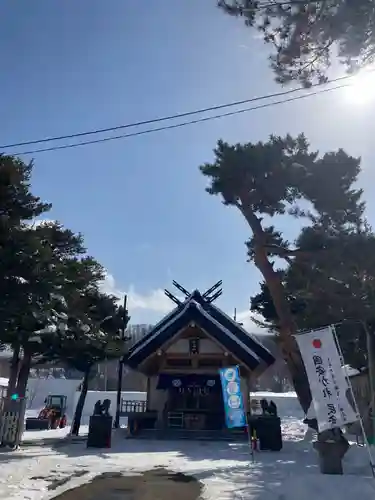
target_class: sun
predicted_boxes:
[343,71,375,105]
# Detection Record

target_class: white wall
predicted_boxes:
[25,380,147,425]
[26,378,81,417]
[73,390,146,423]
[250,391,303,420]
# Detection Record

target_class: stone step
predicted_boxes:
[129,428,247,442]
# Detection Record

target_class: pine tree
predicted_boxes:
[0,156,107,402]
[218,1,375,86]
[0,155,51,395]
[42,290,129,436]
[200,133,364,414]
[1,221,106,399]
[251,226,375,369]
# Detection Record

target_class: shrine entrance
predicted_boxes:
[159,374,225,431]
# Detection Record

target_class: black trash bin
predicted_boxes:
[249,416,282,451]
[87,415,113,448]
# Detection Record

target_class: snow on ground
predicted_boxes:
[22,409,81,442]
[0,391,374,500]
[22,425,89,443]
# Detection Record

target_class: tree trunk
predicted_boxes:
[253,263,310,412]
[241,206,312,413]
[16,351,32,398]
[71,367,91,436]
[314,428,350,474]
[9,350,32,435]
[241,206,351,469]
[6,343,20,399]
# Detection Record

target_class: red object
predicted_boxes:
[59,415,67,429]
[312,339,322,349]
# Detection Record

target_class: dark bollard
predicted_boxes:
[249,415,283,451]
[87,415,113,448]
[313,439,349,475]
[87,399,113,448]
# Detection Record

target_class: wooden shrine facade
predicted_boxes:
[121,281,275,435]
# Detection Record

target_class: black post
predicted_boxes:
[114,295,128,429]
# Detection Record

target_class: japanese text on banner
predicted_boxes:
[295,328,358,432]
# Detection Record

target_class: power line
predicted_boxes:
[10,82,355,156]
[1,69,371,152]
[1,84,308,149]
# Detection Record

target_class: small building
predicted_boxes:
[0,378,7,400]
[121,282,275,437]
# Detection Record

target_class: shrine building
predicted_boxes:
[121,281,275,438]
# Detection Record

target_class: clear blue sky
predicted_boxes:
[1,0,374,327]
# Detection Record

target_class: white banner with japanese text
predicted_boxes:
[295,327,358,432]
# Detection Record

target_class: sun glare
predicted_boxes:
[343,71,375,105]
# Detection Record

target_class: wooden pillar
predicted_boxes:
[240,371,250,413]
[146,376,151,410]
[245,375,251,414]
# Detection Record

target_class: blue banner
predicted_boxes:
[219,366,246,428]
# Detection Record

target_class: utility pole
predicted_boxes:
[357,272,375,443]
[362,320,375,442]
[114,295,128,429]
[104,359,108,392]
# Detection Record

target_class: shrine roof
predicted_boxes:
[126,288,275,371]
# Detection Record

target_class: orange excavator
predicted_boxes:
[25,395,68,431]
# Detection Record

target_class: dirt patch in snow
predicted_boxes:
[31,469,88,491]
[52,469,202,500]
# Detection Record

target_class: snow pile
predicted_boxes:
[0,346,13,359]
[0,377,8,387]
[342,364,361,377]
[25,409,40,419]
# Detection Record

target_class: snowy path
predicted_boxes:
[1,434,374,500]
[0,439,375,500]
[0,392,373,499]
[21,425,89,444]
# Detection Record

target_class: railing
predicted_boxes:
[120,399,147,414]
[167,411,184,429]
[0,395,5,417]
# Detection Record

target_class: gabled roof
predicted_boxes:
[127,289,275,371]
